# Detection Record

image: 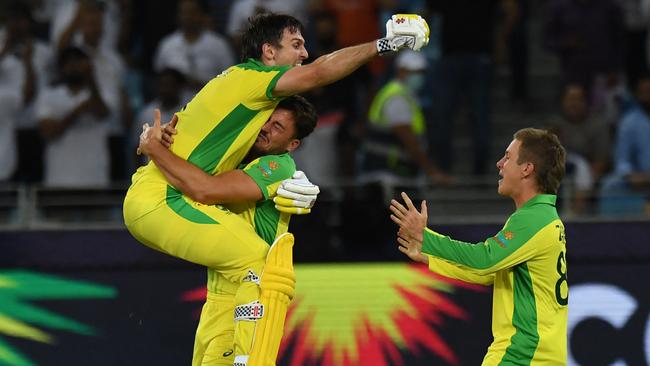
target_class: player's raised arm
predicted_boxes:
[273,14,430,97]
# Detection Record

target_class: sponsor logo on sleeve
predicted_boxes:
[493,231,514,248]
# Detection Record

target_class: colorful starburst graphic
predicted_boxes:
[182,262,486,366]
[0,270,117,366]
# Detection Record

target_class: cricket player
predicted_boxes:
[138,95,316,366]
[124,12,430,365]
[391,128,568,365]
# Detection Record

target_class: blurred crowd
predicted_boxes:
[1,0,650,216]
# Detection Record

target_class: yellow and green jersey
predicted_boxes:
[422,194,568,365]
[125,59,290,221]
[207,153,295,293]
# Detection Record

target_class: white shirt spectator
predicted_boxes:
[50,0,120,52]
[0,56,22,180]
[0,32,57,129]
[35,85,110,187]
[154,30,234,85]
[226,0,308,38]
[82,45,125,135]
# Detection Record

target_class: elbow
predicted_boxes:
[186,188,209,204]
[188,187,221,205]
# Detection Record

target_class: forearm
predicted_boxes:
[56,22,78,52]
[312,42,377,85]
[40,105,84,139]
[155,159,186,191]
[422,228,496,273]
[427,255,495,286]
[88,81,110,118]
[274,42,377,97]
[146,142,213,202]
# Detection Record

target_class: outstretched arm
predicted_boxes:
[273,14,429,97]
[139,110,263,205]
[273,42,377,97]
[390,192,496,283]
[391,192,544,275]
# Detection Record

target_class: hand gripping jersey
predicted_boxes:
[124,59,290,226]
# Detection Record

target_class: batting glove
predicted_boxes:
[274,170,320,215]
[376,14,430,55]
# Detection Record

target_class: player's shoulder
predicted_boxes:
[233,59,291,74]
[249,153,295,169]
[510,198,559,229]
[245,153,296,179]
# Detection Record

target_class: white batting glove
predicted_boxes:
[377,14,430,55]
[273,171,320,215]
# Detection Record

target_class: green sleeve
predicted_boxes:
[421,210,546,274]
[242,154,296,200]
[427,255,495,286]
[266,66,291,100]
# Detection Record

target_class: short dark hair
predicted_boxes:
[277,95,317,140]
[240,12,304,62]
[514,128,566,194]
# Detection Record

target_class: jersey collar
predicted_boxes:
[522,194,557,209]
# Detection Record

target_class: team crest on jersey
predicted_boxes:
[268,161,279,170]
[257,165,272,178]
[493,232,509,249]
[493,230,514,248]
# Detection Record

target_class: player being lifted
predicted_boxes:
[124,12,430,366]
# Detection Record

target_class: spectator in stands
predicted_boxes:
[426,0,516,175]
[543,0,625,101]
[360,50,448,185]
[2,1,54,183]
[134,68,187,166]
[616,0,649,89]
[548,84,611,212]
[154,0,234,92]
[600,73,650,215]
[36,47,111,187]
[0,44,21,182]
[51,0,123,52]
[504,0,531,105]
[57,1,127,182]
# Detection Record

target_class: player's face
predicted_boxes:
[496,139,526,197]
[272,28,308,66]
[253,109,300,155]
